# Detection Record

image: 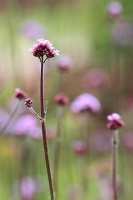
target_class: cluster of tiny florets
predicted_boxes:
[15,88,28,100]
[25,98,33,107]
[28,39,59,59]
[54,93,69,106]
[107,113,125,130]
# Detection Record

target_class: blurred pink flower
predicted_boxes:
[57,55,72,72]
[107,113,125,130]
[72,140,88,156]
[98,176,123,200]
[83,68,108,90]
[15,88,28,100]
[14,114,38,136]
[29,125,56,140]
[12,176,45,200]
[20,177,37,200]
[14,116,56,140]
[54,93,69,106]
[70,93,101,114]
[28,39,59,59]
[107,1,123,19]
[20,20,46,40]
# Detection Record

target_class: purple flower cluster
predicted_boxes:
[107,113,125,130]
[28,39,59,59]
[107,1,123,19]
[20,177,37,200]
[15,88,28,100]
[14,114,39,137]
[70,93,101,114]
[54,93,69,106]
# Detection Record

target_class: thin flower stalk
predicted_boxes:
[112,130,118,200]
[82,113,91,194]
[107,113,125,200]
[40,56,55,200]
[28,38,59,200]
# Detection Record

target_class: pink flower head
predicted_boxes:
[107,113,125,130]
[70,93,101,114]
[20,177,37,200]
[72,140,88,156]
[54,93,69,106]
[25,98,33,107]
[58,55,72,72]
[107,1,123,19]
[28,38,59,59]
[15,88,28,100]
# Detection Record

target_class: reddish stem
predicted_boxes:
[40,56,55,200]
[112,130,118,200]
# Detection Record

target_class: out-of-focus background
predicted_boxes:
[1,0,133,200]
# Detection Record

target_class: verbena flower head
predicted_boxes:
[28,38,59,59]
[15,88,28,100]
[107,113,125,130]
[107,1,123,19]
[58,55,72,72]
[54,93,69,106]
[70,93,101,114]
[25,98,33,107]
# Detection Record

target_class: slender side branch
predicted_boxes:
[28,106,43,121]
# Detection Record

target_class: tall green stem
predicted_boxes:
[40,56,55,200]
